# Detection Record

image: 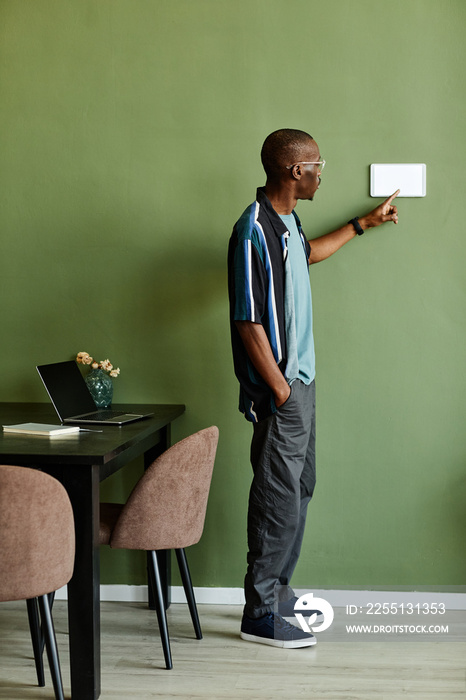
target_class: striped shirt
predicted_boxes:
[228,187,311,422]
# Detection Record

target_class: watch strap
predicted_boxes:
[348,216,364,236]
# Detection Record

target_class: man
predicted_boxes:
[228,128,399,649]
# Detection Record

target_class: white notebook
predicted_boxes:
[2,422,81,437]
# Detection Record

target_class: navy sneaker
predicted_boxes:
[278,596,324,624]
[240,612,316,648]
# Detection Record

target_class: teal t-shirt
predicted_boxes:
[279,214,316,384]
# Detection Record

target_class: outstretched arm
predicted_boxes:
[309,190,400,264]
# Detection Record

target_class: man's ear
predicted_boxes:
[290,163,303,180]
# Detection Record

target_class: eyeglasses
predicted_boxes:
[285,160,326,172]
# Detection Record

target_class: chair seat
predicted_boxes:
[99,503,124,545]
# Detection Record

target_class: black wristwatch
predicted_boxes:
[348,216,364,236]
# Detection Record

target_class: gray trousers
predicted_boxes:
[244,379,316,619]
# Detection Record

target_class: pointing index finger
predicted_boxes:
[386,189,400,205]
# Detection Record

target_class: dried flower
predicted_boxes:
[77,352,93,365]
[75,352,120,378]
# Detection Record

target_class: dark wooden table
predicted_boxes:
[0,401,185,700]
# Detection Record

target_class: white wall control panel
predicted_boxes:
[370,163,426,197]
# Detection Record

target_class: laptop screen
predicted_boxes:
[37,361,97,421]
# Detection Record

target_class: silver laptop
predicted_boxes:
[36,361,153,425]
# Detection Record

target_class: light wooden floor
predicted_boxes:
[0,601,465,699]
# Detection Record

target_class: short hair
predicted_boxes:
[261,129,314,178]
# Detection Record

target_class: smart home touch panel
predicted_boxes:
[370,163,426,197]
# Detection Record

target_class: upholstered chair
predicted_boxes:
[99,426,219,670]
[0,465,75,700]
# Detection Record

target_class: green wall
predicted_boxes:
[1,0,465,590]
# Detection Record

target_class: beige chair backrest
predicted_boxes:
[109,426,219,551]
[0,465,75,602]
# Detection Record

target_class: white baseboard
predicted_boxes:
[54,585,466,610]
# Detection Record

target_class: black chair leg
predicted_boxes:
[37,593,65,700]
[148,551,173,670]
[39,592,56,658]
[175,548,202,640]
[26,598,45,687]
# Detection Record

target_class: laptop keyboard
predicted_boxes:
[82,410,129,420]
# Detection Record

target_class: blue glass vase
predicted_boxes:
[85,368,113,408]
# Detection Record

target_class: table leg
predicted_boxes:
[62,465,101,700]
